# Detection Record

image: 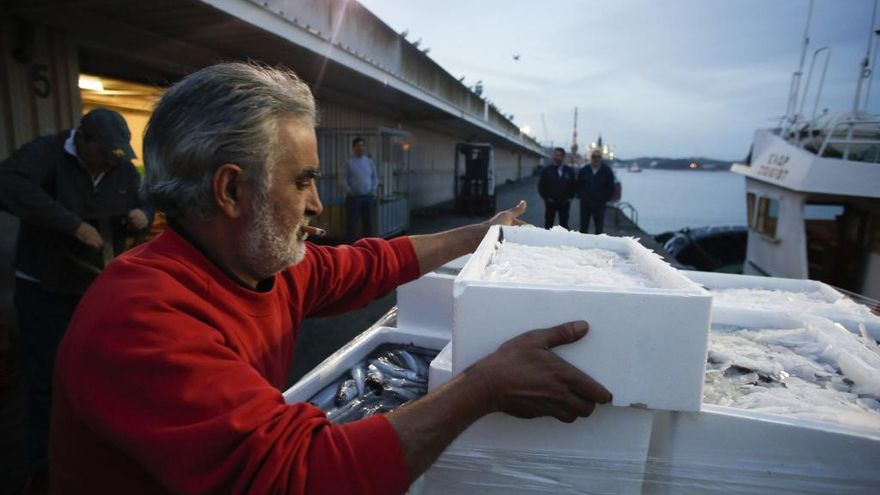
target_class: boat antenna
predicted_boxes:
[853,0,880,113]
[570,107,579,165]
[784,0,814,129]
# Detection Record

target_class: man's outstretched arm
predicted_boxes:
[407,200,528,276]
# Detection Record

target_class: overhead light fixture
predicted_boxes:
[78,75,104,91]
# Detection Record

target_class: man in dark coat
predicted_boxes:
[577,149,616,234]
[0,108,151,483]
[538,147,576,229]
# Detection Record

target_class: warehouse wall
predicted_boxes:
[316,100,539,210]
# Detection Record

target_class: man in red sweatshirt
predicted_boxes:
[50,62,611,494]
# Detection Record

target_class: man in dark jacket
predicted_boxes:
[577,149,615,234]
[0,108,150,482]
[538,147,576,229]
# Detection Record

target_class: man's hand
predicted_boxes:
[467,320,611,422]
[126,208,149,231]
[483,200,528,228]
[386,320,611,481]
[409,200,530,275]
[74,222,104,250]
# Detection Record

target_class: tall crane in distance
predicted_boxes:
[540,113,549,146]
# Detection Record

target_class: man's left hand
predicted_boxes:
[483,200,528,227]
[127,208,149,231]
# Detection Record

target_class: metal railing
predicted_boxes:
[817,117,880,163]
[611,201,639,227]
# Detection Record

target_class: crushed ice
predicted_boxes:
[483,241,657,289]
[711,287,877,320]
[704,317,880,429]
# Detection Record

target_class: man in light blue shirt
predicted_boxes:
[342,136,379,239]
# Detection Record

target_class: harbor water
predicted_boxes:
[615,169,747,235]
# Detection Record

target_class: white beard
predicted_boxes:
[242,195,306,281]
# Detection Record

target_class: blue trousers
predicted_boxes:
[346,194,376,240]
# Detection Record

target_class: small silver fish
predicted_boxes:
[371,358,423,382]
[350,363,366,396]
[365,364,385,393]
[308,382,338,411]
[336,379,359,406]
[383,385,420,402]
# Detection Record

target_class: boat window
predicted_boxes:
[756,197,779,238]
[746,193,756,228]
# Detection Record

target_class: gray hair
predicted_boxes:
[142,62,316,219]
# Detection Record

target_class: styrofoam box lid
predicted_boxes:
[283,326,449,404]
[456,226,706,295]
[683,270,841,301]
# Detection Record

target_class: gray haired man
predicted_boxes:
[49,62,610,494]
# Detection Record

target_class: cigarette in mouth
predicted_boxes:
[302,225,326,237]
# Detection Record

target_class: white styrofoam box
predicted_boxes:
[643,406,880,494]
[283,325,449,404]
[427,342,451,392]
[397,255,470,336]
[453,226,713,412]
[684,270,880,340]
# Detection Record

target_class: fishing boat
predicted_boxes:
[730,2,880,305]
[660,1,880,308]
[628,162,642,173]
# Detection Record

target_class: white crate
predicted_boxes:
[683,270,880,340]
[283,326,448,404]
[397,255,470,336]
[427,342,452,392]
[453,226,713,412]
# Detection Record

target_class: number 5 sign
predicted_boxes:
[30,63,51,98]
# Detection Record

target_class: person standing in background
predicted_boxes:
[0,108,150,489]
[577,149,615,234]
[538,147,575,229]
[342,137,379,240]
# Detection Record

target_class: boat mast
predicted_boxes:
[570,106,579,165]
[785,0,814,129]
[853,0,879,113]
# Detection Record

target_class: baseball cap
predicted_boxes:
[78,108,136,161]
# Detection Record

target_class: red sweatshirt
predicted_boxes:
[50,228,420,494]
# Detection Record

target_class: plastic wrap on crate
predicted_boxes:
[453,225,713,412]
[418,413,880,495]
[683,270,880,340]
[427,339,655,493]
